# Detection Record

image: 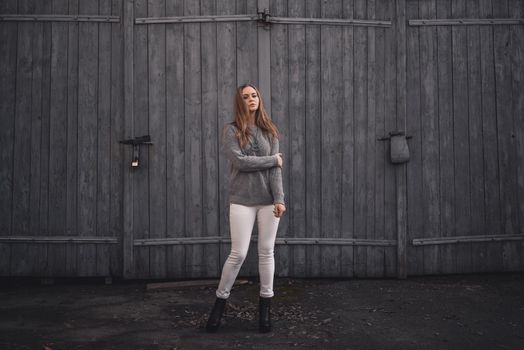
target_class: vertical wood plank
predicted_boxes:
[304,0,321,277]
[258,0,271,111]
[341,0,355,278]
[406,0,423,275]
[133,0,150,278]
[64,0,79,276]
[494,0,521,271]
[395,0,409,278]
[510,0,524,271]
[452,0,472,273]
[122,0,136,279]
[437,0,457,274]
[201,0,220,277]
[466,0,487,271]
[395,0,408,278]
[216,0,236,277]
[236,0,258,85]
[270,0,290,277]
[320,0,343,277]
[0,0,17,277]
[94,0,113,276]
[365,0,378,277]
[77,0,100,276]
[29,0,48,275]
[354,0,368,277]
[40,1,52,275]
[478,0,502,272]
[373,0,388,277]
[165,0,186,278]
[147,0,167,279]
[184,0,204,278]
[48,0,69,226]
[11,0,34,275]
[288,0,307,277]
[110,0,124,277]
[46,0,69,276]
[384,0,397,277]
[366,0,383,278]
[419,0,440,275]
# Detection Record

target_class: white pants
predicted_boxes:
[216,204,280,299]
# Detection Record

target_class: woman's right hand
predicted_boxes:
[276,153,283,167]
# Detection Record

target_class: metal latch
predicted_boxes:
[378,131,412,164]
[119,135,153,168]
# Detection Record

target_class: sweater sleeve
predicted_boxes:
[269,136,285,205]
[222,125,279,172]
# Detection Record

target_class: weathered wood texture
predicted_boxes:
[1,0,523,279]
[406,0,524,275]
[265,0,397,278]
[129,0,260,279]
[0,0,123,277]
[125,0,397,279]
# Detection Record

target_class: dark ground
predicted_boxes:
[0,273,523,350]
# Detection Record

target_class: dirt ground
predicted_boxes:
[0,273,523,350]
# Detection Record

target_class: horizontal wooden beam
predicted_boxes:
[0,14,120,23]
[133,236,397,246]
[412,234,524,246]
[409,18,524,26]
[267,16,391,27]
[276,238,396,246]
[135,14,258,24]
[135,14,391,27]
[0,236,118,244]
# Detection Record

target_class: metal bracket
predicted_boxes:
[257,8,271,29]
[258,8,270,22]
[119,135,153,168]
[377,130,412,141]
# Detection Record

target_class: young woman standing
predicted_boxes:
[206,84,285,333]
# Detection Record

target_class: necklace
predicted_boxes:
[250,126,260,153]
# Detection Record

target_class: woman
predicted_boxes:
[206,84,286,333]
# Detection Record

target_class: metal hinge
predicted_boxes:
[258,8,270,23]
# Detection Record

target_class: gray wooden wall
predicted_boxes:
[0,0,124,277]
[0,0,523,279]
[406,0,524,275]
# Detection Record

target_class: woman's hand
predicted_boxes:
[273,203,286,218]
[276,153,283,167]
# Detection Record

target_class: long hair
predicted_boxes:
[233,84,279,147]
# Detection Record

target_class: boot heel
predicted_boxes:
[259,297,272,333]
[206,298,226,333]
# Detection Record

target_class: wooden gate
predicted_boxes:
[121,0,403,279]
[2,0,521,280]
[0,0,123,277]
[405,0,524,275]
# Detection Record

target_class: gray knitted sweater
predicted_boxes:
[222,124,285,206]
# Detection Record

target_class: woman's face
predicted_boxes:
[241,86,259,113]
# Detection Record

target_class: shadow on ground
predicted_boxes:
[0,273,523,349]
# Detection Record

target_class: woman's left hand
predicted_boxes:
[274,203,286,218]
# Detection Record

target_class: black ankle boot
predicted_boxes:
[259,297,272,333]
[206,298,226,333]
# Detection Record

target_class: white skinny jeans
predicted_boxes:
[216,204,280,299]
